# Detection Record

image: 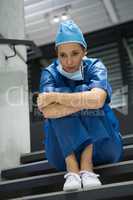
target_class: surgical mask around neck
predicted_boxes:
[57,62,84,80]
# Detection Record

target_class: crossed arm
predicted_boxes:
[40,103,82,118]
[37,88,107,119]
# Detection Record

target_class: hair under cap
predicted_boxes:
[55,20,87,49]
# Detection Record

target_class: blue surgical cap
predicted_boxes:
[55,20,87,49]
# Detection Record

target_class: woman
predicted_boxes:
[37,20,123,191]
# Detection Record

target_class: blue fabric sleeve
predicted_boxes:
[39,69,71,93]
[87,60,112,103]
[74,84,90,92]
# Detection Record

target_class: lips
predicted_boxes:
[64,67,77,72]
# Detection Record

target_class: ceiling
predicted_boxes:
[24,0,133,47]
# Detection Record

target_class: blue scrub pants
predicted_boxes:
[43,110,123,171]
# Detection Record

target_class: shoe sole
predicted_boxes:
[63,187,82,192]
[83,184,102,191]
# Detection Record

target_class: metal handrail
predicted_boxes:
[0,34,41,63]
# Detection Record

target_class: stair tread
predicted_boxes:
[1,140,133,199]
[122,134,133,144]
[20,140,133,164]
[12,180,133,200]
[2,145,133,180]
[1,160,133,199]
[0,160,133,200]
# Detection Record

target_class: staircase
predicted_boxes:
[0,134,133,200]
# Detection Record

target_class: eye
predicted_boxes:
[72,51,79,56]
[59,53,66,58]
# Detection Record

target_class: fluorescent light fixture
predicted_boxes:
[53,16,60,23]
[61,13,69,20]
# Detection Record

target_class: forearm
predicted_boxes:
[38,89,106,112]
[42,103,82,119]
[55,91,101,109]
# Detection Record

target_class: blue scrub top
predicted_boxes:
[39,57,123,171]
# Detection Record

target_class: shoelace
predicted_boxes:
[64,172,81,183]
[80,171,100,179]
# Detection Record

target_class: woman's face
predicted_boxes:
[57,43,86,73]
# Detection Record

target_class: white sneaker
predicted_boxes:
[80,171,102,190]
[63,172,82,191]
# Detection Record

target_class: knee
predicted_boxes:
[92,140,123,165]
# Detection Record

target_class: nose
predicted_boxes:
[67,57,73,66]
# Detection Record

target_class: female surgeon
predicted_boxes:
[37,20,123,191]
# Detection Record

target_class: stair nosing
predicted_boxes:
[20,134,133,159]
[1,144,132,172]
[12,180,133,200]
[1,159,133,185]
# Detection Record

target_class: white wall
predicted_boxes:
[0,0,30,176]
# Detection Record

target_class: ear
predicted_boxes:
[84,51,87,55]
[82,50,87,58]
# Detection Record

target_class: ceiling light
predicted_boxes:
[53,16,60,23]
[61,13,69,20]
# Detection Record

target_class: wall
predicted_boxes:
[0,0,30,176]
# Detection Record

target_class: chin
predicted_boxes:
[63,67,79,73]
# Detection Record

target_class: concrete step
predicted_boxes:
[0,160,133,199]
[14,180,133,200]
[21,150,46,164]
[20,135,133,164]
[122,134,133,146]
[1,145,133,180]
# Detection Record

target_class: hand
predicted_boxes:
[37,92,55,111]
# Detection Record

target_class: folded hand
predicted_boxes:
[37,92,55,111]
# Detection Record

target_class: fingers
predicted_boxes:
[37,92,55,111]
[37,95,45,111]
[37,93,50,111]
